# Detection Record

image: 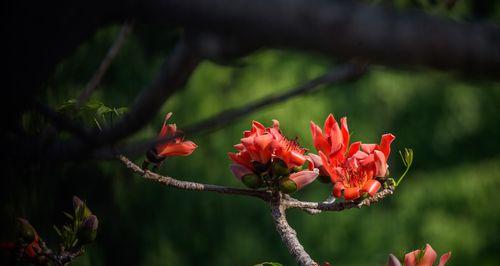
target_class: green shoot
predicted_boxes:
[395,148,414,187]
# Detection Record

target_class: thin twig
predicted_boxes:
[77,21,134,108]
[270,193,318,266]
[118,155,271,201]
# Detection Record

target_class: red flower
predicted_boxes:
[310,114,395,200]
[144,113,197,169]
[229,120,309,172]
[155,112,197,157]
[403,244,451,266]
[1,218,42,260]
[229,120,317,191]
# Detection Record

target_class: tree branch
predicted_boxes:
[139,0,500,77]
[110,62,367,158]
[270,193,318,266]
[282,187,395,214]
[118,155,271,201]
[77,21,134,107]
[36,38,200,160]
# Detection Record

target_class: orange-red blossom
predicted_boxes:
[310,114,395,200]
[388,244,451,266]
[229,120,318,191]
[144,112,197,168]
[155,112,197,157]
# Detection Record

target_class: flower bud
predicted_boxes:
[271,158,289,177]
[73,196,84,210]
[73,196,92,219]
[290,170,319,190]
[241,174,263,189]
[83,215,99,231]
[386,254,402,266]
[77,215,98,245]
[16,218,37,244]
[230,164,254,180]
[279,177,297,194]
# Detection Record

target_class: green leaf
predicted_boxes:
[53,225,62,237]
[253,263,283,266]
[63,211,74,220]
[84,99,104,110]
[114,107,128,116]
[96,105,113,117]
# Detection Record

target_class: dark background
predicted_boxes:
[2,0,500,265]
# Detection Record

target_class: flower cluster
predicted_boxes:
[387,244,451,266]
[310,114,395,200]
[0,196,99,265]
[147,112,400,199]
[228,120,318,193]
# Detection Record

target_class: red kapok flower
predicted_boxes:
[144,112,197,169]
[402,244,451,266]
[229,120,310,171]
[311,114,395,200]
[229,119,317,191]
[156,112,197,157]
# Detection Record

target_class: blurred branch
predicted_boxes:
[181,61,367,134]
[118,155,271,201]
[140,0,500,77]
[33,38,200,160]
[282,186,395,214]
[76,21,134,108]
[110,62,367,158]
[31,101,92,141]
[271,193,318,266]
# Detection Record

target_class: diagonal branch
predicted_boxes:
[181,61,367,134]
[270,193,318,266]
[77,21,134,108]
[118,155,271,201]
[111,62,367,158]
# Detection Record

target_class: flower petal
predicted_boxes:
[361,179,381,196]
[310,121,330,154]
[289,150,307,167]
[404,250,418,266]
[348,141,361,157]
[158,141,197,157]
[340,117,350,153]
[343,187,361,200]
[379,133,396,158]
[361,143,377,153]
[320,151,340,182]
[374,150,388,177]
[158,112,173,137]
[438,252,451,266]
[333,182,345,198]
[420,244,438,265]
[325,114,343,154]
[289,169,319,190]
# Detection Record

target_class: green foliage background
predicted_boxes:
[2,1,500,265]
